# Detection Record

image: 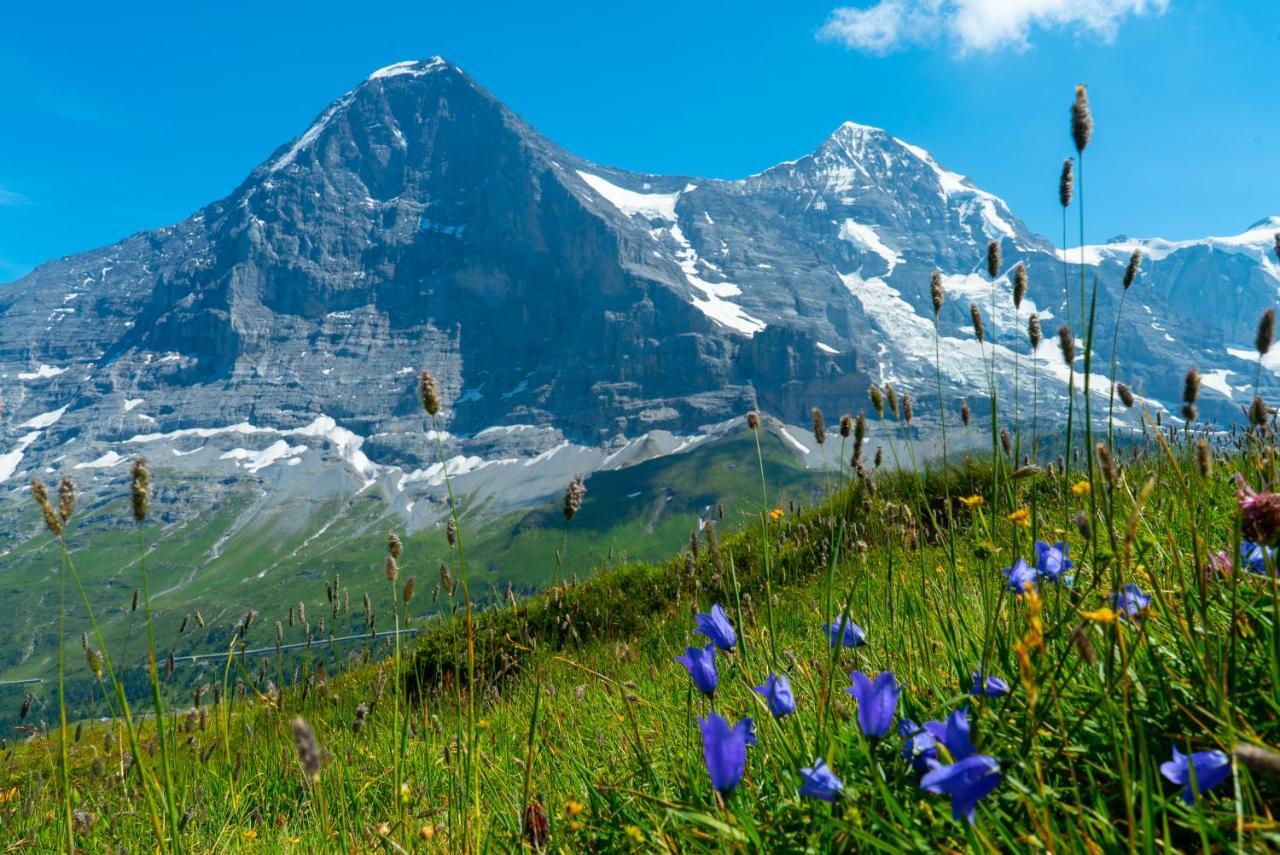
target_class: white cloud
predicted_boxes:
[819,0,1168,55]
[0,187,30,206]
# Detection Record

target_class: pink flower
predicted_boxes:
[1235,475,1280,547]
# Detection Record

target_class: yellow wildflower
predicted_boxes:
[0,787,16,806]
[769,507,785,521]
[566,800,585,817]
[477,719,490,730]
[1080,607,1118,623]
[1006,507,1031,527]
[958,495,984,507]
[625,826,645,844]
[419,825,435,841]
[400,782,412,804]
[242,830,258,842]
[1070,480,1092,497]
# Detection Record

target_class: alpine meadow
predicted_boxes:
[3,23,1280,855]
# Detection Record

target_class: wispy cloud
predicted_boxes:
[0,186,31,206]
[818,0,1168,55]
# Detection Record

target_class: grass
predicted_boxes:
[4,83,1280,853]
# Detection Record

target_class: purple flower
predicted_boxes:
[970,672,1010,698]
[1003,558,1037,593]
[921,754,1003,823]
[753,673,796,718]
[1235,476,1280,547]
[693,603,736,650]
[675,644,718,696]
[848,670,900,737]
[824,617,866,648]
[798,758,844,802]
[698,712,756,793]
[1159,745,1231,805]
[1034,540,1074,585]
[1111,584,1151,620]
[924,707,975,762]
[899,719,938,772]
[1241,541,1276,575]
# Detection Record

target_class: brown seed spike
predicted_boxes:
[1182,368,1201,407]
[1117,383,1135,408]
[1028,314,1042,350]
[1059,158,1074,208]
[746,410,759,431]
[384,555,399,584]
[1012,263,1027,309]
[960,399,971,427]
[969,303,985,344]
[868,386,884,418]
[884,384,899,418]
[811,409,826,446]
[902,394,913,426]
[417,370,442,416]
[1256,309,1275,357]
[1194,438,1213,479]
[563,474,586,522]
[291,717,322,784]
[57,477,75,524]
[839,414,853,439]
[30,478,61,536]
[1071,85,1093,153]
[1275,232,1280,263]
[930,271,944,317]
[986,241,1001,280]
[1057,326,1076,367]
[387,530,403,559]
[1122,249,1142,290]
[131,457,151,523]
[1250,395,1268,428]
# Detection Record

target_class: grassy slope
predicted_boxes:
[0,429,824,725]
[4,436,1279,852]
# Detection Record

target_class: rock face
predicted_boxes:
[1,57,1277,509]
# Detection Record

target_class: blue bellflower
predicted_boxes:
[971,672,1010,698]
[824,616,866,648]
[924,707,975,762]
[698,712,756,793]
[753,673,796,718]
[848,670,900,738]
[693,603,736,650]
[798,758,844,802]
[1111,584,1152,620]
[920,754,1003,823]
[1035,540,1074,585]
[1159,745,1231,805]
[675,644,718,696]
[899,719,938,772]
[1241,541,1276,575]
[1003,558,1037,593]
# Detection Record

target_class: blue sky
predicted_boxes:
[1,0,1276,281]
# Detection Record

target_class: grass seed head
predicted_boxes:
[1256,309,1275,357]
[1195,438,1214,479]
[1117,383,1135,408]
[1059,158,1074,207]
[1057,326,1076,366]
[839,414,853,438]
[970,303,985,344]
[930,271,944,317]
[29,478,61,536]
[868,386,884,417]
[1072,84,1092,153]
[291,717,322,784]
[387,530,403,559]
[130,456,151,523]
[57,477,75,524]
[746,410,760,430]
[811,408,826,446]
[1028,313,1042,349]
[1250,395,1269,428]
[986,241,1001,279]
[1123,249,1142,289]
[1012,262,1028,308]
[418,370,442,416]
[563,474,586,522]
[960,399,971,427]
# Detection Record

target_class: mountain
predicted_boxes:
[2,57,1278,527]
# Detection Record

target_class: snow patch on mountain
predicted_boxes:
[838,219,903,273]
[17,364,67,380]
[576,171,687,222]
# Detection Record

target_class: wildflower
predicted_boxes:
[970,672,1009,698]
[768,507,784,521]
[675,644,718,696]
[418,825,436,840]
[697,712,755,793]
[798,758,844,802]
[1034,540,1074,585]
[1111,584,1151,620]
[1235,477,1280,546]
[624,825,645,844]
[958,495,984,508]
[921,754,1003,823]
[1159,745,1230,805]
[753,673,796,718]
[693,604,736,651]
[565,799,585,817]
[899,719,939,772]
[1003,558,1037,593]
[1005,508,1030,527]
[824,617,866,648]
[1070,481,1091,497]
[1080,606,1118,623]
[1241,540,1276,575]
[924,707,976,762]
[848,671,900,738]
[242,830,258,842]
